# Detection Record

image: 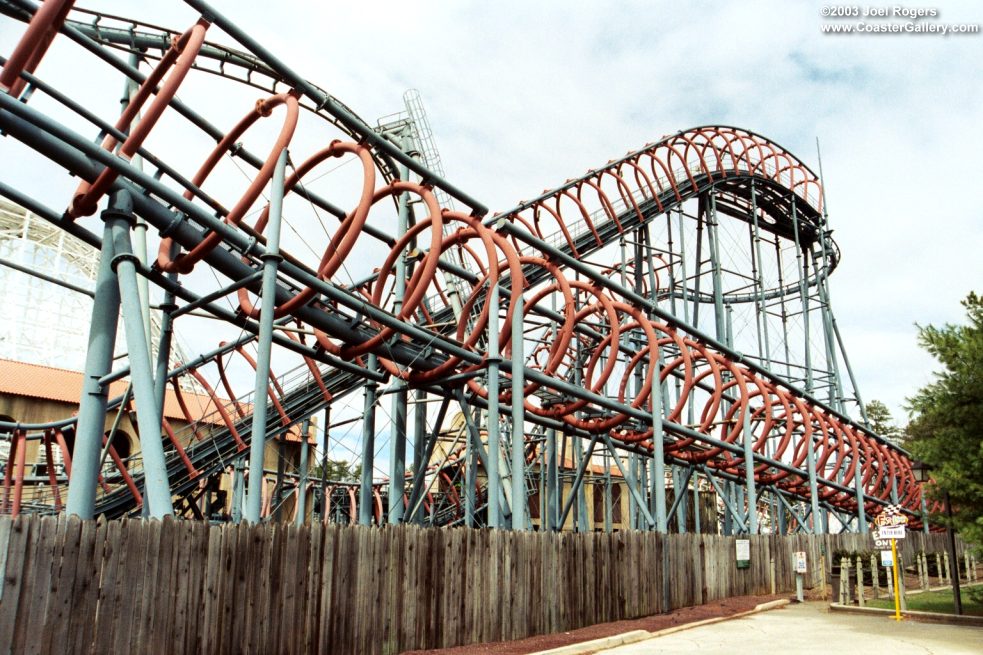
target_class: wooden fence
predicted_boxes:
[0,516,967,655]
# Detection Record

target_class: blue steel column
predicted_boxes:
[805,433,822,534]
[510,292,527,530]
[244,147,288,523]
[464,411,475,528]
[121,52,153,359]
[108,191,173,517]
[741,408,758,534]
[388,133,411,524]
[358,353,379,526]
[153,243,178,421]
[545,427,558,531]
[853,459,867,533]
[486,282,502,528]
[411,390,427,524]
[65,212,122,518]
[231,458,244,523]
[651,351,668,534]
[790,197,821,530]
[296,418,310,526]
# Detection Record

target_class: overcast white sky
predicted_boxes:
[3,0,982,427]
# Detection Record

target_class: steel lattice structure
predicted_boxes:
[0,0,936,535]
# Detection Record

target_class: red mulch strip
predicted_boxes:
[401,593,787,655]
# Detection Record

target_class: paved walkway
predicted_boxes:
[598,601,982,654]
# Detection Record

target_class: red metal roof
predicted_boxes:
[0,358,226,424]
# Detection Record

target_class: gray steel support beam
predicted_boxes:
[749,182,773,369]
[152,243,178,422]
[602,434,655,527]
[358,353,379,526]
[297,418,310,526]
[510,292,526,530]
[790,199,814,393]
[64,212,122,519]
[741,408,759,534]
[667,466,694,529]
[320,405,330,523]
[706,192,727,342]
[405,397,451,522]
[651,356,668,534]
[487,282,503,529]
[231,457,245,523]
[108,192,173,517]
[244,148,287,523]
[559,434,600,529]
[693,472,702,534]
[411,390,427,524]
[805,432,822,534]
[853,460,867,533]
[466,427,476,527]
[546,428,559,531]
[388,140,411,524]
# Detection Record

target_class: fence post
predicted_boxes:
[769,548,776,595]
[886,557,894,598]
[943,551,951,586]
[870,554,880,599]
[936,552,944,587]
[855,555,865,607]
[839,556,850,604]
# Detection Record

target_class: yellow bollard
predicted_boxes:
[891,538,902,621]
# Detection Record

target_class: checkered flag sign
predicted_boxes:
[874,504,908,529]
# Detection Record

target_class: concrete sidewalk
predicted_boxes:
[597,601,982,654]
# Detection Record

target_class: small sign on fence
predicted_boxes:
[794,551,807,573]
[736,539,751,569]
[881,550,894,567]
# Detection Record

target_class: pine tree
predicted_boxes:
[906,292,983,546]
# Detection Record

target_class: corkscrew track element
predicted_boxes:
[0,0,930,532]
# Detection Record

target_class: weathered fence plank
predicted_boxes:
[0,516,974,655]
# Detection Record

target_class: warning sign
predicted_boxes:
[794,551,807,573]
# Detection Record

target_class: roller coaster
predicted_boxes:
[0,0,933,534]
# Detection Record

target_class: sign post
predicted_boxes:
[874,506,908,621]
[793,551,807,602]
[889,537,902,620]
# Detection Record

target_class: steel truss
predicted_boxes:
[0,0,935,536]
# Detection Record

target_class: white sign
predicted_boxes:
[735,539,751,569]
[879,525,906,539]
[794,551,807,573]
[881,550,894,567]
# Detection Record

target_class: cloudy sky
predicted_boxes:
[3,0,982,429]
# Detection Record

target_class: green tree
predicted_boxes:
[312,459,362,482]
[905,292,983,547]
[865,399,904,446]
